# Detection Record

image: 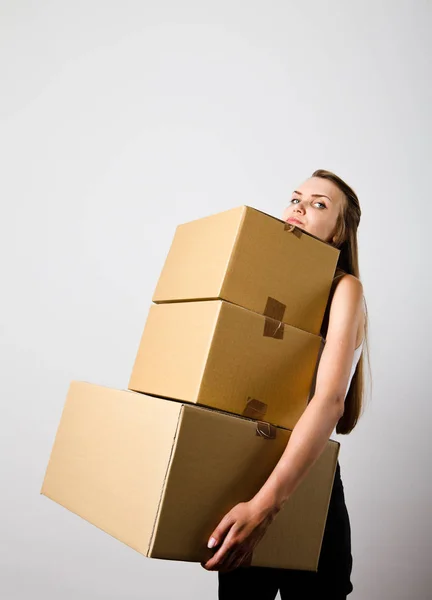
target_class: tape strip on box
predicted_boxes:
[242,397,268,420]
[256,421,277,440]
[263,297,285,339]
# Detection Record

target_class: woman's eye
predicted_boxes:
[290,198,326,208]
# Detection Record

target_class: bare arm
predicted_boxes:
[203,274,364,570]
[251,274,364,515]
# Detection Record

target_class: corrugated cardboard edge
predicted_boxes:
[147,405,186,556]
[192,300,226,404]
[219,206,248,298]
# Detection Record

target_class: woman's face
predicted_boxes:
[282,177,346,244]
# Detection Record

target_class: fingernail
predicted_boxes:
[207,537,217,549]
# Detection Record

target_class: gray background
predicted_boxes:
[1,1,431,598]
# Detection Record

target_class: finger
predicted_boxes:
[207,512,236,550]
[203,547,234,571]
[203,533,238,570]
[219,545,254,573]
[215,549,239,573]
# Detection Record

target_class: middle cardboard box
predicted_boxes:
[129,299,323,430]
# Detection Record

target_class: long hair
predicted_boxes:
[312,169,371,434]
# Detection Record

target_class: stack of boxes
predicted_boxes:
[41,206,341,571]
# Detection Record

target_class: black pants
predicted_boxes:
[218,462,353,599]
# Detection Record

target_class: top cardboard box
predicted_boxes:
[153,206,340,336]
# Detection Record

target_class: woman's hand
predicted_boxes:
[201,499,279,573]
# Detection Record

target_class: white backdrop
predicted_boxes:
[1,1,431,599]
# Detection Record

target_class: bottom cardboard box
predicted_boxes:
[41,381,339,571]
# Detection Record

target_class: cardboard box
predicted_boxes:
[128,299,323,430]
[152,206,340,336]
[41,382,339,570]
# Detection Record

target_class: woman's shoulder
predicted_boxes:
[331,270,364,305]
[320,268,364,339]
[320,269,364,337]
[329,272,365,346]
[332,269,364,297]
[333,267,361,283]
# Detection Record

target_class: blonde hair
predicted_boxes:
[312,169,371,434]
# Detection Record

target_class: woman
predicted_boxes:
[201,169,370,599]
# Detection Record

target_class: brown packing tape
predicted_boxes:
[264,297,286,321]
[284,222,303,238]
[263,317,284,339]
[255,421,277,440]
[242,397,268,420]
[263,297,285,339]
[263,296,286,340]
